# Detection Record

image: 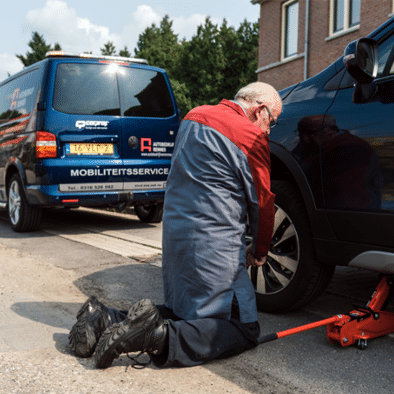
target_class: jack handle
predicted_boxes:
[257,315,343,345]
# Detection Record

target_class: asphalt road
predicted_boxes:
[0,207,393,394]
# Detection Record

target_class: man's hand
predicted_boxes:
[246,244,268,268]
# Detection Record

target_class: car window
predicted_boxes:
[53,63,121,116]
[0,68,40,122]
[377,32,394,78]
[118,68,175,118]
[324,68,355,91]
[53,63,175,118]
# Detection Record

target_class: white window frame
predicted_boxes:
[281,0,299,61]
[329,0,360,37]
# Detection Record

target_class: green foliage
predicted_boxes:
[17,17,260,118]
[135,15,191,116]
[236,19,260,87]
[134,15,259,117]
[16,32,62,67]
[134,15,180,74]
[177,17,226,110]
[119,46,131,57]
[0,109,21,120]
[169,79,192,118]
[101,41,117,55]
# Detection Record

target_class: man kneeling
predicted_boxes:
[69,82,282,368]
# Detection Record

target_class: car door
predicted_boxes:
[322,32,394,248]
[117,66,178,193]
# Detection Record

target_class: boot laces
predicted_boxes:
[126,351,152,369]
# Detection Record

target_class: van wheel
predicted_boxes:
[248,180,335,313]
[134,203,163,223]
[7,174,42,232]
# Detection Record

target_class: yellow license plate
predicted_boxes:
[68,143,114,155]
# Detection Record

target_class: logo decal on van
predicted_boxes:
[140,138,174,157]
[75,120,110,130]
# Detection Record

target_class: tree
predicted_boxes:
[101,41,117,56]
[169,79,192,118]
[119,46,131,57]
[235,19,260,88]
[218,19,260,100]
[135,15,180,74]
[177,17,226,109]
[132,16,260,117]
[135,15,190,115]
[17,32,61,67]
[217,19,240,100]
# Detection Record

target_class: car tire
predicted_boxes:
[134,203,163,223]
[7,173,42,232]
[249,180,335,313]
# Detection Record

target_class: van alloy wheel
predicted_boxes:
[8,178,21,226]
[7,174,42,232]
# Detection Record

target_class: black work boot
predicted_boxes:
[94,299,168,369]
[68,296,113,358]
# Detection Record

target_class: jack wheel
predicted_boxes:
[357,339,367,350]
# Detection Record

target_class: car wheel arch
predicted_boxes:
[270,142,336,241]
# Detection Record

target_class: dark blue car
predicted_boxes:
[0,52,180,231]
[249,17,394,312]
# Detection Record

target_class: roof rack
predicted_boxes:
[45,51,148,65]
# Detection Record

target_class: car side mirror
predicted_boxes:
[343,38,378,103]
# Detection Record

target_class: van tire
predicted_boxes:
[134,203,163,223]
[7,174,42,232]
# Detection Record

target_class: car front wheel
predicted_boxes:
[249,180,335,313]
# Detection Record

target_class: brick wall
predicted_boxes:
[256,0,394,91]
[259,57,304,88]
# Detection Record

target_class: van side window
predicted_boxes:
[53,63,121,116]
[0,69,39,124]
[118,69,174,118]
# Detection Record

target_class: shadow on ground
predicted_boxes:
[9,261,394,394]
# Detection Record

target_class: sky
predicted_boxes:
[0,0,260,82]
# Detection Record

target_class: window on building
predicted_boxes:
[282,0,299,59]
[331,0,360,35]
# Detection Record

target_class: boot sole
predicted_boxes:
[69,296,101,358]
[94,299,158,369]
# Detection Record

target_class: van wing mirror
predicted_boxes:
[343,38,378,103]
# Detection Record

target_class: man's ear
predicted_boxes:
[254,106,264,124]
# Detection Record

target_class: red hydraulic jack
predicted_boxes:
[257,276,394,350]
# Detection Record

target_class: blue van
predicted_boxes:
[0,52,180,231]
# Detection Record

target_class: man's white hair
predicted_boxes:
[234,82,281,109]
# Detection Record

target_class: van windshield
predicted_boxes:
[53,63,175,118]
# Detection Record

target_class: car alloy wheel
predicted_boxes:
[250,203,300,295]
[249,180,335,312]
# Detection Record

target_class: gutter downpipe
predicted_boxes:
[304,0,310,80]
